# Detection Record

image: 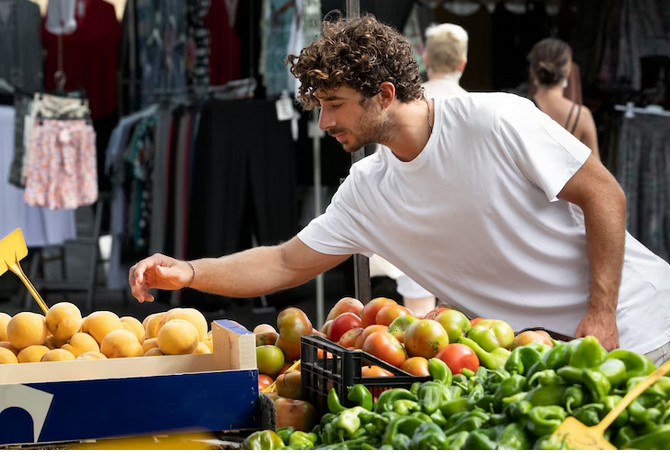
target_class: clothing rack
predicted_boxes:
[615,102,670,119]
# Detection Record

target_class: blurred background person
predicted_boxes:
[422,23,469,98]
[528,38,600,159]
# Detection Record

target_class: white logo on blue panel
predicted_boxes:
[0,385,54,442]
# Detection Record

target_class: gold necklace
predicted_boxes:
[424,97,433,134]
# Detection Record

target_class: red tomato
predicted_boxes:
[376,304,414,326]
[435,343,480,375]
[404,319,450,359]
[258,374,274,391]
[361,365,394,377]
[400,356,430,377]
[354,324,388,350]
[362,331,407,368]
[328,313,363,342]
[360,298,398,327]
[326,297,365,322]
[470,317,484,327]
[338,327,364,348]
[423,306,449,320]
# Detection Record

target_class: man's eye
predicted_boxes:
[331,104,343,109]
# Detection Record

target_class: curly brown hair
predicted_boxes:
[287,15,424,110]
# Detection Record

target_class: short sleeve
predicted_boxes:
[495,97,591,202]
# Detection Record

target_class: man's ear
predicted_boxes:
[457,59,467,73]
[378,82,395,108]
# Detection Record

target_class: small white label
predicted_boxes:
[275,94,294,122]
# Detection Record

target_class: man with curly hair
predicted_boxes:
[130,16,670,362]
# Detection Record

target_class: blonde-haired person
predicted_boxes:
[422,23,469,98]
[528,38,600,160]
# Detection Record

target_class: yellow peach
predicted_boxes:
[83,311,123,344]
[120,316,145,343]
[157,319,198,355]
[41,348,76,362]
[46,301,82,341]
[100,329,143,358]
[7,312,48,350]
[17,345,50,363]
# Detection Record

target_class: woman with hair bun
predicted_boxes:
[528,38,600,159]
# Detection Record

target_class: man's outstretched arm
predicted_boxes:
[129,237,350,303]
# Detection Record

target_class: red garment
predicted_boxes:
[206,0,242,85]
[43,0,121,119]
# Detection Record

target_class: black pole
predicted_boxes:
[346,0,372,304]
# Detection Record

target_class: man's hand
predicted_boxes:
[128,253,194,303]
[575,306,619,351]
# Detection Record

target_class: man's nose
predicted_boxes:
[319,108,334,131]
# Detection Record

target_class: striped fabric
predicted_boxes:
[0,0,44,93]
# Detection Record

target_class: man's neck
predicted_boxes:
[383,99,433,163]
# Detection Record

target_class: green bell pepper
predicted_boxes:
[606,349,656,380]
[442,408,490,436]
[504,399,533,421]
[600,395,629,428]
[409,422,449,450]
[374,388,417,414]
[429,408,447,428]
[526,405,566,437]
[583,369,612,401]
[418,381,450,414]
[597,357,627,389]
[381,415,424,450]
[440,396,473,418]
[327,387,347,414]
[505,343,548,375]
[533,434,567,450]
[428,357,452,384]
[444,431,469,449]
[564,385,585,413]
[316,436,375,450]
[347,384,373,411]
[525,383,568,407]
[243,430,286,450]
[528,369,561,387]
[331,406,367,437]
[288,431,318,450]
[572,403,604,426]
[569,335,607,369]
[623,424,670,449]
[543,340,579,370]
[459,336,511,370]
[276,427,295,445]
[497,422,532,450]
[461,429,497,450]
[613,425,637,449]
[393,398,421,415]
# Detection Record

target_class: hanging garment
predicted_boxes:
[0,0,43,93]
[24,119,98,210]
[43,0,122,119]
[205,0,242,85]
[46,0,78,35]
[0,106,76,247]
[615,113,670,261]
[185,99,299,308]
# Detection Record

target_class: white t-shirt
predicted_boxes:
[298,93,670,353]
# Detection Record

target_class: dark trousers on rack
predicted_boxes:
[184,99,299,311]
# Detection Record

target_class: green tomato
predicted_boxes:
[434,309,471,343]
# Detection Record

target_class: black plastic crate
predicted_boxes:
[300,335,430,415]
